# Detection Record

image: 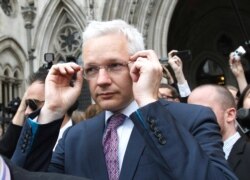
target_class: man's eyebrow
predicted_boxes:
[106,58,126,62]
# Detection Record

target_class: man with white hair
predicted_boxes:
[12,20,236,180]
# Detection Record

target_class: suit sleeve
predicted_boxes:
[130,100,238,180]
[3,155,89,180]
[11,110,63,171]
[0,123,22,158]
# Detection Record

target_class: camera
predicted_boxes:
[173,50,192,61]
[5,97,21,115]
[233,46,246,60]
[159,50,192,65]
[43,53,54,69]
[236,108,250,135]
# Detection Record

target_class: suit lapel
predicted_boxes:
[119,127,145,180]
[227,137,246,171]
[88,112,109,180]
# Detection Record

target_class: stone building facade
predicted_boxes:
[0,0,250,110]
[0,0,178,110]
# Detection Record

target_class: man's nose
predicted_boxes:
[24,106,32,116]
[96,68,112,85]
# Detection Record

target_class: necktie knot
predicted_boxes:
[107,113,126,130]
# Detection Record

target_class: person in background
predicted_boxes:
[236,84,250,136]
[83,103,103,120]
[161,50,191,102]
[0,66,77,158]
[188,84,250,180]
[168,50,191,98]
[70,110,85,124]
[0,155,88,180]
[71,104,102,123]
[12,19,236,179]
[237,85,250,110]
[229,52,248,94]
[0,67,48,158]
[53,100,78,151]
[225,85,239,105]
[158,83,180,102]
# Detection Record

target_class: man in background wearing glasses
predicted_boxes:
[0,67,47,159]
[12,19,236,179]
[0,66,77,161]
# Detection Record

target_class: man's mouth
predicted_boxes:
[97,92,115,99]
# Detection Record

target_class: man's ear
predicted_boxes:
[225,107,237,123]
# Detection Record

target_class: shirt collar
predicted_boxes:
[224,132,241,145]
[105,101,139,124]
[223,132,241,159]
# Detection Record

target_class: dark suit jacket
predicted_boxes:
[2,156,89,180]
[12,100,237,179]
[228,136,250,180]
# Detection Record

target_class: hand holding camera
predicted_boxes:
[233,46,246,60]
[159,50,192,65]
[159,50,191,85]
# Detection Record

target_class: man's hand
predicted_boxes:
[12,92,28,126]
[38,62,83,124]
[129,50,162,107]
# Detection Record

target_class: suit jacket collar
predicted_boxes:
[88,112,109,180]
[227,136,246,170]
[119,127,145,180]
[105,100,139,125]
[87,111,145,180]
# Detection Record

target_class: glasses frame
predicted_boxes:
[25,99,44,111]
[82,61,130,80]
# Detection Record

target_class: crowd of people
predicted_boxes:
[1,19,250,180]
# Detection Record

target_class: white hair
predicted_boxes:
[82,19,145,55]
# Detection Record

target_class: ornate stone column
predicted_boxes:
[0,78,3,105]
[8,81,12,102]
[4,83,8,107]
[21,3,36,74]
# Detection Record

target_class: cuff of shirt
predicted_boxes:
[177,81,191,97]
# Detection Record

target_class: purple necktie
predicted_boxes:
[103,113,126,180]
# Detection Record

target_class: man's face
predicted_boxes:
[24,81,45,115]
[158,87,179,102]
[83,34,134,112]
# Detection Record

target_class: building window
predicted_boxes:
[55,23,82,58]
[0,0,15,16]
[196,58,225,85]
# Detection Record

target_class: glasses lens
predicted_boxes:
[83,66,99,79]
[26,99,38,111]
[83,62,128,80]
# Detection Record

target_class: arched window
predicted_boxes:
[4,69,9,77]
[196,58,225,85]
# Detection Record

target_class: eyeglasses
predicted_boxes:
[83,61,129,80]
[25,99,44,111]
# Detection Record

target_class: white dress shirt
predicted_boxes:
[53,119,73,151]
[223,132,241,159]
[177,80,191,97]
